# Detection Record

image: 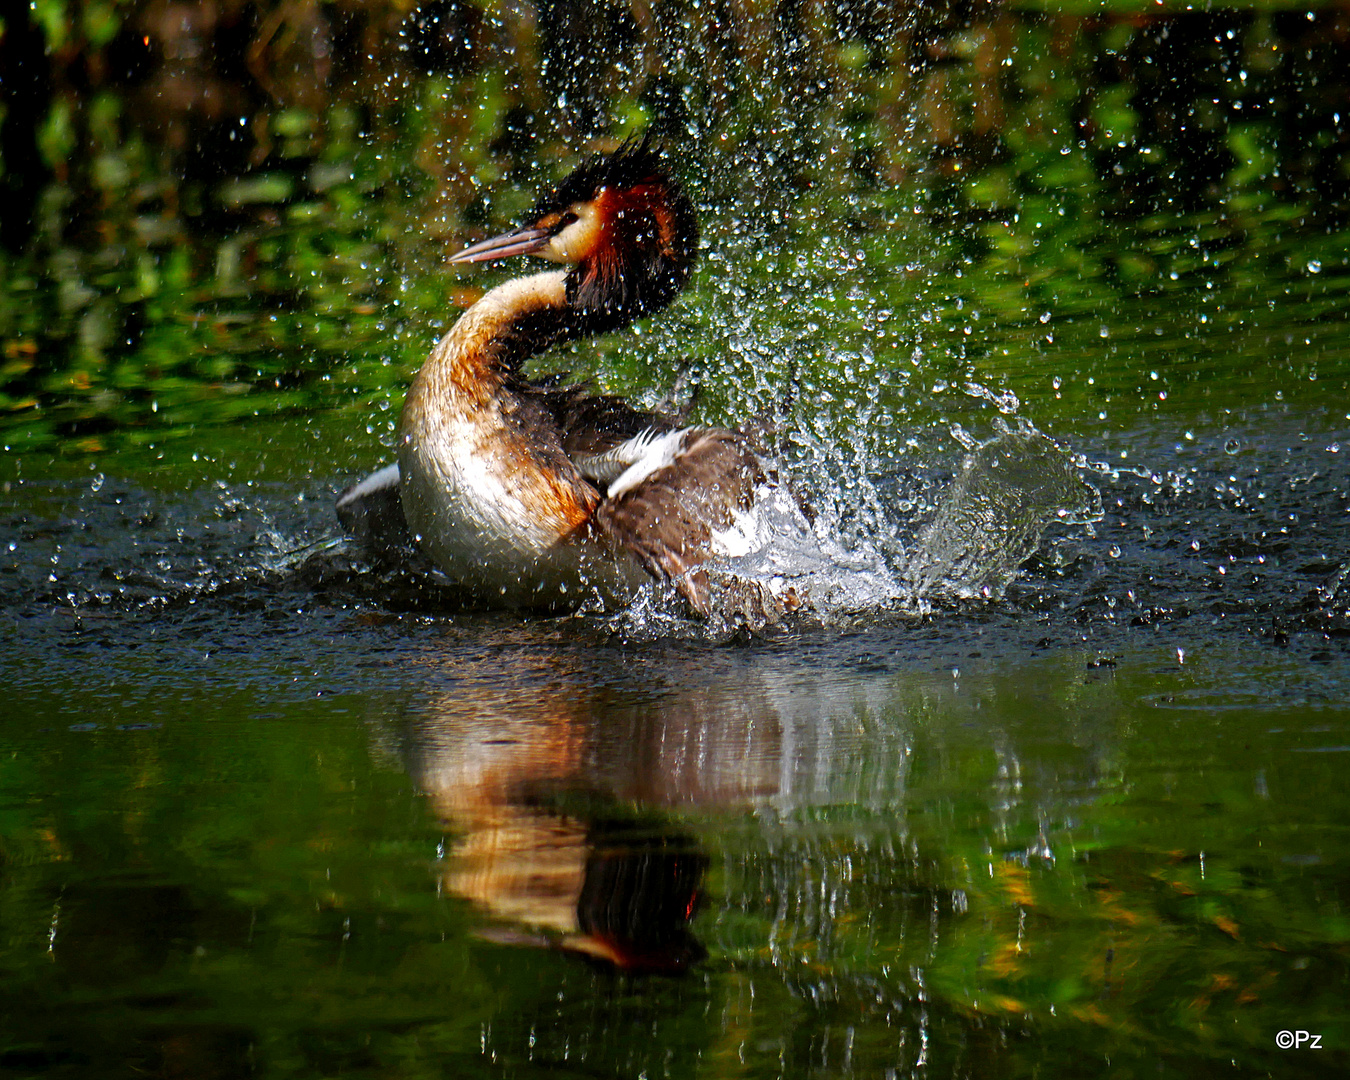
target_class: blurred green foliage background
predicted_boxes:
[1,0,1347,454]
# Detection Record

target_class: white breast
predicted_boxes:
[398,395,643,608]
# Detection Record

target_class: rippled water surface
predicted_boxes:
[4,382,1349,1077]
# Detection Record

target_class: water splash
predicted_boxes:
[901,423,1102,606]
[609,419,1100,636]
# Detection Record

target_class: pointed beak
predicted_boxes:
[448,225,553,264]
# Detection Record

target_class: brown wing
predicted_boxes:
[519,381,677,461]
[593,429,764,617]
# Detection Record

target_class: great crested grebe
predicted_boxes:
[337,136,772,616]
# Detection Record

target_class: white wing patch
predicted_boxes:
[336,461,401,511]
[586,428,695,495]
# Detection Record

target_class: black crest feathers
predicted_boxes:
[488,134,701,371]
[539,134,700,329]
[534,133,672,217]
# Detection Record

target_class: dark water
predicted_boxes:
[5,2,1350,1077]
[3,389,1349,1077]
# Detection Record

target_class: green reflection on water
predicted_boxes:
[2,638,1347,1076]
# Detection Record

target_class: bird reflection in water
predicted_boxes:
[450,800,707,975]
[403,684,710,975]
[395,637,907,973]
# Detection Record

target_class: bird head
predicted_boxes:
[450,136,699,323]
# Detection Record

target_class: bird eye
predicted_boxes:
[557,211,580,230]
